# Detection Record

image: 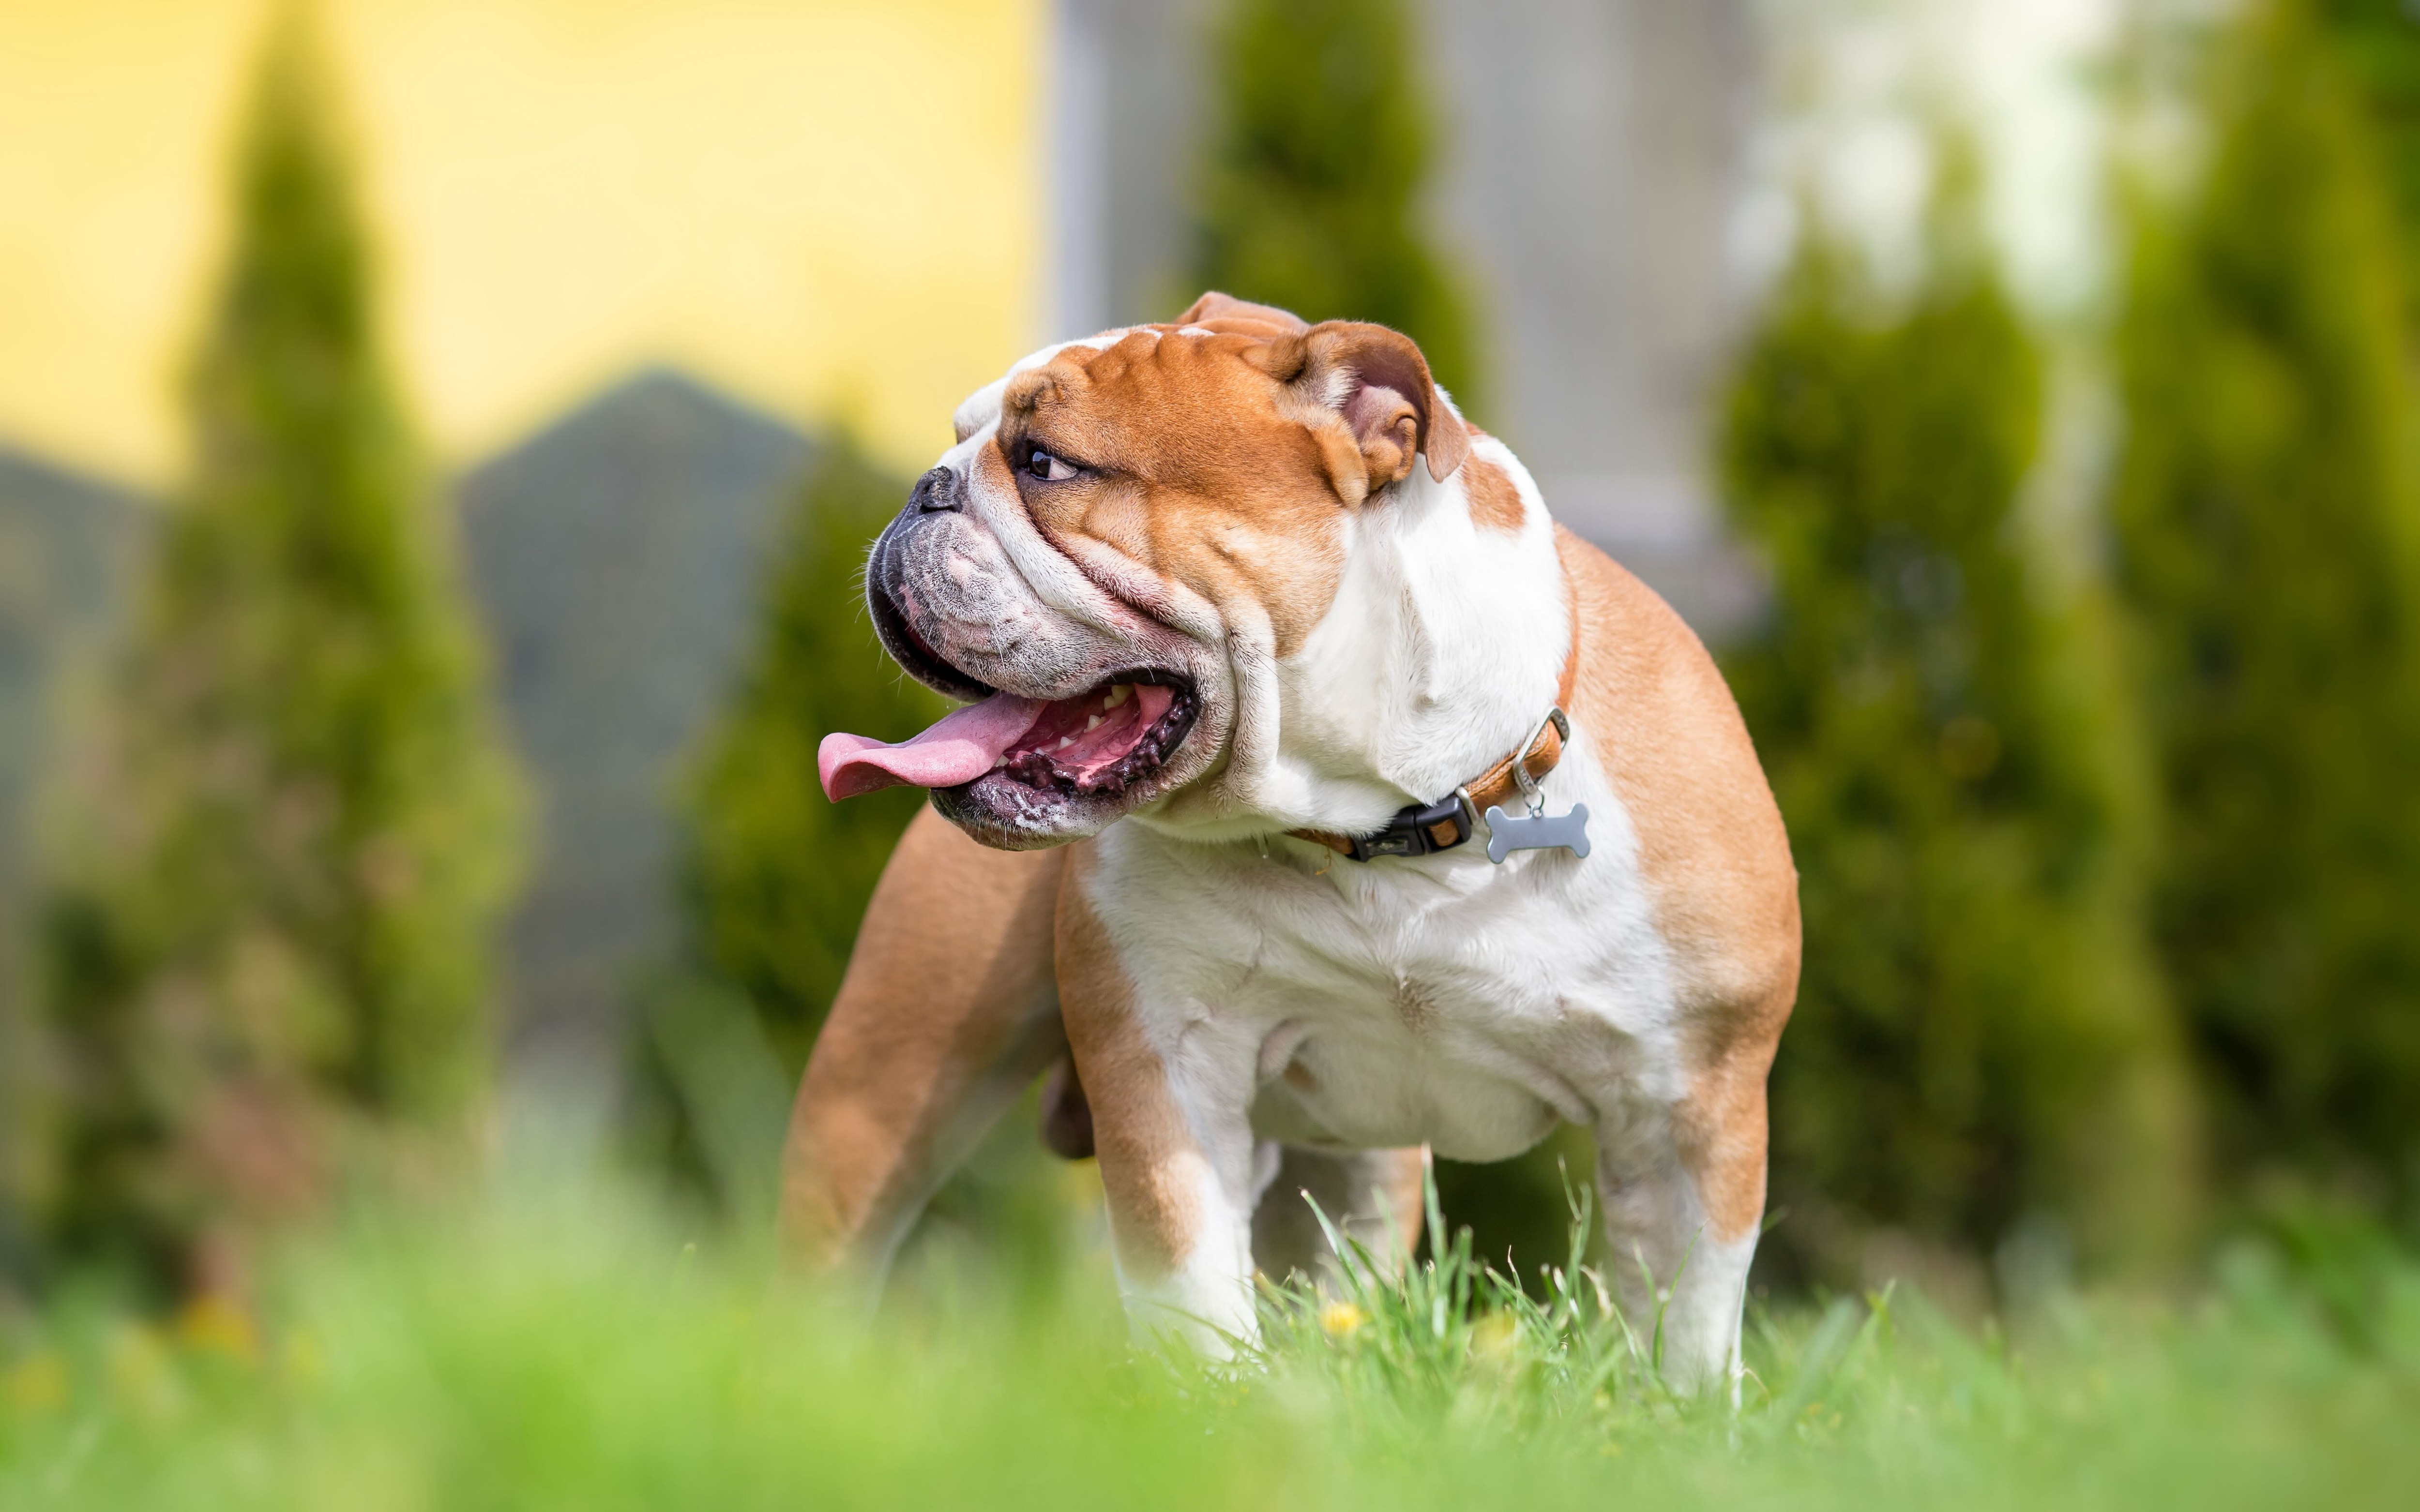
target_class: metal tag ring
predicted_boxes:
[1509,706,1570,812]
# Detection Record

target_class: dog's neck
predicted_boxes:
[1173,442,1573,840]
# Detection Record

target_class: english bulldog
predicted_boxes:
[782,293,1798,1392]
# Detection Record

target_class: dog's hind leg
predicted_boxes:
[1249,1146,1426,1287]
[779,806,1067,1284]
[1594,1031,1780,1400]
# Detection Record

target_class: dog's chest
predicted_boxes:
[1085,811,1683,1162]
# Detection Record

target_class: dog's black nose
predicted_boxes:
[909,466,961,514]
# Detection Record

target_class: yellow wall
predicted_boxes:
[0,0,1044,485]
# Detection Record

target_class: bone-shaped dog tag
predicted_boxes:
[1483,804,1590,863]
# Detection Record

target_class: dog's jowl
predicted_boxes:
[785,292,1798,1395]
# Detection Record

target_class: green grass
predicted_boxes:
[4,1163,2417,1511]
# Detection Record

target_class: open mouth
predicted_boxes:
[990,672,1196,797]
[817,663,1197,805]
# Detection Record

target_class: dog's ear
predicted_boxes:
[1254,320,1471,500]
[1175,290,1309,334]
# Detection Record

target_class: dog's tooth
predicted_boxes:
[1104,684,1130,709]
[1056,735,1073,750]
[1086,715,1102,731]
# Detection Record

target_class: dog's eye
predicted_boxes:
[1026,448,1079,482]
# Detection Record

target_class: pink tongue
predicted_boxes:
[818,693,1047,801]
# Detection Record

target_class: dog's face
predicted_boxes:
[862,294,1471,849]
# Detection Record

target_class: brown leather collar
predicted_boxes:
[1288,603,1582,863]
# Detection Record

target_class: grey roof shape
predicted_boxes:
[0,446,146,917]
[458,368,817,1083]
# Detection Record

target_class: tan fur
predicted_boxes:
[1053,846,1207,1278]
[997,319,1470,661]
[1175,290,1309,337]
[1003,328,1350,659]
[1557,527,1799,1241]
[1257,322,1472,486]
[779,806,1067,1267]
[1462,454,1527,534]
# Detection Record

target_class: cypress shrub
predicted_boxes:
[2316,0,2420,302]
[33,13,524,1296]
[1193,0,1481,408]
[2111,0,2420,1209]
[1721,174,2195,1283]
[621,438,940,1221]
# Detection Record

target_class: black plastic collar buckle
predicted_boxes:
[1345,792,1478,863]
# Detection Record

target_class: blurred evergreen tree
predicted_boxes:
[33,11,523,1296]
[1719,164,2196,1282]
[2316,0,2420,303]
[621,438,941,1223]
[1193,0,1482,411]
[2112,0,2420,1210]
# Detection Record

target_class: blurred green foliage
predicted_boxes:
[620,438,941,1222]
[1193,0,1482,410]
[1719,166,2198,1284]
[30,13,523,1298]
[2318,0,2420,306]
[2112,0,2420,1213]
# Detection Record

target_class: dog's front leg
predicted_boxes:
[1056,862,1260,1354]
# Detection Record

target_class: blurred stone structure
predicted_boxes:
[459,371,815,1093]
[1048,0,1760,634]
[0,450,144,943]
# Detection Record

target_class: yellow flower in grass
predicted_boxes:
[1470,1312,1519,1363]
[3,1352,68,1414]
[1319,1300,1367,1338]
[174,1292,261,1365]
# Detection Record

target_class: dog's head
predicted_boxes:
[821,292,1494,850]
